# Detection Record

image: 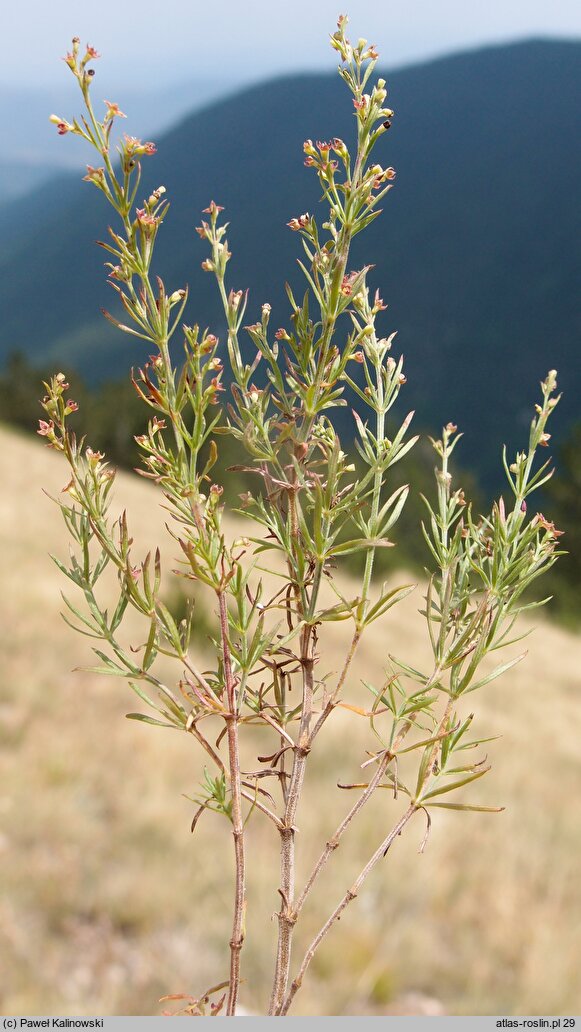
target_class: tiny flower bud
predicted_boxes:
[228,289,243,310]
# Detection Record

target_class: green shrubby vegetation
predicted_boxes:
[4,352,577,625]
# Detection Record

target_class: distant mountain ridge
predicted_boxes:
[0,39,579,487]
[0,77,244,202]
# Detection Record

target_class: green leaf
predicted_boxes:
[362,583,416,626]
[424,802,504,813]
[126,713,177,728]
[463,651,527,694]
[318,599,358,622]
[421,765,491,801]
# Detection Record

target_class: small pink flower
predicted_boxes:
[50,115,73,135]
[533,513,564,537]
[104,100,126,119]
[203,200,224,215]
[86,447,104,465]
[83,165,106,183]
[143,141,156,155]
[136,208,158,228]
[287,213,310,231]
[37,419,54,437]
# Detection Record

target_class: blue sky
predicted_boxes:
[3,0,581,89]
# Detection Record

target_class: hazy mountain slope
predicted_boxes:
[0,78,243,204]
[0,40,579,486]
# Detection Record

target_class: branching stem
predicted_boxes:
[218,589,246,1016]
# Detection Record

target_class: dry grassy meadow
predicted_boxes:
[1,423,580,1016]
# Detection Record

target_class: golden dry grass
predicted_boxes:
[1,423,580,1016]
